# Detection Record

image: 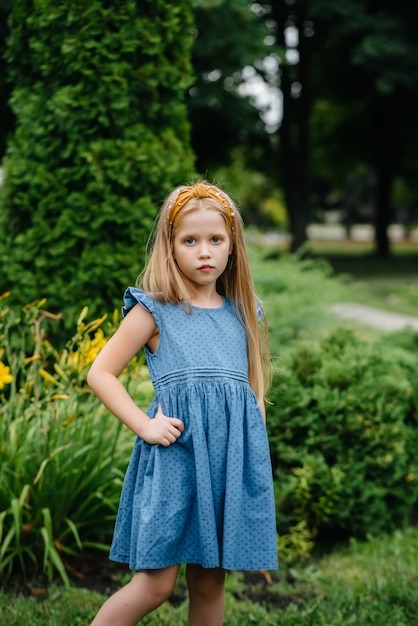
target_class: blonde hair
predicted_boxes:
[137,182,270,402]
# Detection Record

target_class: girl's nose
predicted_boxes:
[198,244,210,258]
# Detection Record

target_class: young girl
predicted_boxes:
[87,181,278,626]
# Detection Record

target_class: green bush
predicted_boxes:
[268,327,418,541]
[0,0,195,337]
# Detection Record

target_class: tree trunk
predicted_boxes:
[374,161,392,258]
[372,96,395,258]
[280,57,311,251]
[274,0,311,252]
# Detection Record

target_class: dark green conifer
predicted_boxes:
[0,0,195,333]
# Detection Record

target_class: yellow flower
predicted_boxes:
[67,329,107,372]
[0,361,13,390]
[39,368,62,387]
[82,329,107,365]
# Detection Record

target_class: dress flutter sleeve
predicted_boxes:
[122,287,161,329]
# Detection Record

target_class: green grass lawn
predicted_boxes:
[1,526,417,625]
[251,230,418,317]
[308,238,418,317]
[250,236,418,342]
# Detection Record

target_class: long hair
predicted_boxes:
[137,182,270,402]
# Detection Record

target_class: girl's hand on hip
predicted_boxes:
[141,403,184,446]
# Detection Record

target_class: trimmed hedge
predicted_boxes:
[268,327,418,542]
[0,0,195,336]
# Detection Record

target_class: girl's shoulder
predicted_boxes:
[229,297,264,321]
[122,287,162,323]
[122,287,187,326]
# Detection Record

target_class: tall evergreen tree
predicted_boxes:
[0,0,195,333]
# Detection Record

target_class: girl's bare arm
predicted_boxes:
[87,304,184,446]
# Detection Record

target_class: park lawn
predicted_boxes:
[306,238,418,317]
[344,274,418,317]
[251,233,418,318]
[329,264,418,318]
[1,526,417,625]
[249,239,418,343]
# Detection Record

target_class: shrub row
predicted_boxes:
[268,327,418,542]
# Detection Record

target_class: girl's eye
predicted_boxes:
[185,237,195,245]
[212,236,222,243]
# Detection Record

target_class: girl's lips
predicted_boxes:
[198,265,213,271]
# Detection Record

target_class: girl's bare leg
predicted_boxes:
[89,564,180,626]
[186,564,225,626]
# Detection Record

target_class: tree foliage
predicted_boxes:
[188,0,275,174]
[272,0,418,253]
[311,0,418,255]
[0,0,195,335]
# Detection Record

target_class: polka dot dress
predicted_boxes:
[109,288,278,571]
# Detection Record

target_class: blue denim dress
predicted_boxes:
[109,287,278,571]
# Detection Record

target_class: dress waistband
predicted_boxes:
[153,368,248,391]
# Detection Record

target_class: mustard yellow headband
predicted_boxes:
[168,183,235,226]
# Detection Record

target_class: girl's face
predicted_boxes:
[172,208,232,293]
